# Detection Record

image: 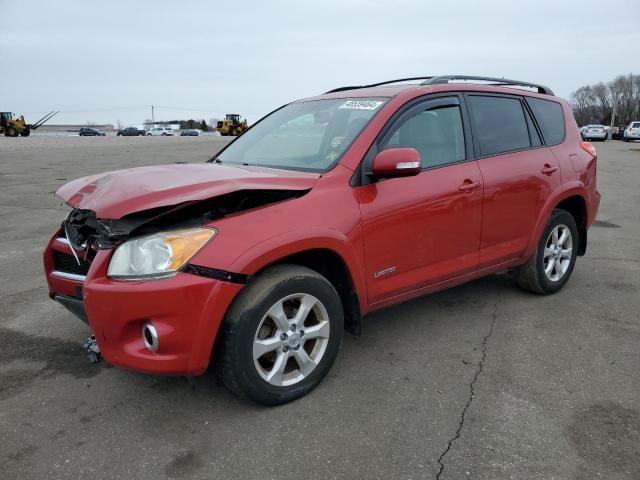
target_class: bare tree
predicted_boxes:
[571,74,640,126]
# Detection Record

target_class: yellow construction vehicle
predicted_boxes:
[215,114,248,136]
[1,111,58,137]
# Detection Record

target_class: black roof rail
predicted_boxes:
[421,75,554,95]
[324,76,435,94]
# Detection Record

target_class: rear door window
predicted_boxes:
[467,95,531,156]
[526,97,565,145]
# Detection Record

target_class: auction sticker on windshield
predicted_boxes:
[339,100,385,110]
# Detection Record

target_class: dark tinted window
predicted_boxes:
[526,97,565,145]
[468,96,530,156]
[382,105,465,168]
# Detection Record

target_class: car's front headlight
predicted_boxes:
[107,227,216,280]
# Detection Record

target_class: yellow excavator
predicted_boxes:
[1,111,58,137]
[215,114,248,136]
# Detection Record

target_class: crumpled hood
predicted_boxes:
[56,163,320,219]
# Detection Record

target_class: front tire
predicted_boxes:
[216,264,344,405]
[515,209,578,295]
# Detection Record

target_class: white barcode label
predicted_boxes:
[338,100,385,110]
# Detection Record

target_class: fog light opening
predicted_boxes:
[142,323,159,352]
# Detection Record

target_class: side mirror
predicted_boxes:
[371,148,421,178]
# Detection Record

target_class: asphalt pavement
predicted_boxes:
[0,135,638,479]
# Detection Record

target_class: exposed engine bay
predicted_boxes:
[61,189,308,251]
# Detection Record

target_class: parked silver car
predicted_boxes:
[623,121,640,142]
[583,125,607,141]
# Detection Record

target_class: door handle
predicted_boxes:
[541,164,559,175]
[458,180,481,192]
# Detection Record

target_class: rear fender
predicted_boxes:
[522,185,588,259]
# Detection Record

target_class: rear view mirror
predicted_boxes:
[314,111,332,124]
[371,148,421,178]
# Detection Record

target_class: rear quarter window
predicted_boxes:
[526,97,565,145]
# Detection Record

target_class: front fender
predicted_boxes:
[228,228,367,310]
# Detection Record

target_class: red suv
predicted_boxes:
[44,75,600,405]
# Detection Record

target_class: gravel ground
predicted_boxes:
[0,135,638,479]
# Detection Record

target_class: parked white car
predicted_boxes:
[623,121,640,142]
[146,127,174,136]
[579,126,588,138]
[582,125,607,141]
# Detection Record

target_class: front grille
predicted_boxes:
[53,251,90,276]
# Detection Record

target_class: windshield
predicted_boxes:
[215,98,388,172]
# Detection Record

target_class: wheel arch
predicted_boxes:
[258,248,362,335]
[229,235,365,336]
[524,188,589,259]
[554,195,588,255]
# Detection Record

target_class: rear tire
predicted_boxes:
[515,209,578,295]
[215,264,344,405]
[6,127,18,137]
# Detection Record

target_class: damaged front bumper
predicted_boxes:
[54,294,88,324]
[44,230,244,375]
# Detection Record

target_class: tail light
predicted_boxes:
[580,141,597,158]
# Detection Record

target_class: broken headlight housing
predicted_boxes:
[107,228,216,280]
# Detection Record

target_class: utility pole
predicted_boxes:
[609,98,616,140]
[151,105,155,126]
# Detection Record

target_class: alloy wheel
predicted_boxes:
[543,224,573,282]
[253,293,330,387]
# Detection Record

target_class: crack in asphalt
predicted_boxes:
[435,295,499,480]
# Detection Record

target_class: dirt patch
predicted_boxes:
[592,220,620,228]
[165,451,205,478]
[0,327,104,400]
[604,281,639,293]
[566,402,640,478]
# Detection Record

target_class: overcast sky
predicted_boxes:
[1,0,637,126]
